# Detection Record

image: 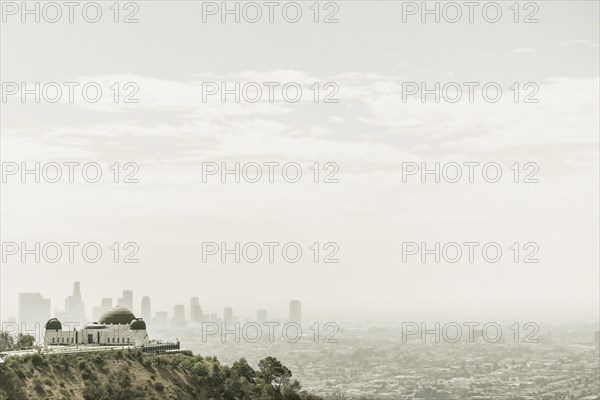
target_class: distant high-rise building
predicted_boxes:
[190,297,199,321]
[141,296,151,321]
[174,305,185,320]
[59,281,85,324]
[192,305,203,323]
[18,293,51,338]
[118,290,133,311]
[257,309,268,324]
[289,300,301,325]
[172,305,186,326]
[92,298,113,321]
[224,307,233,326]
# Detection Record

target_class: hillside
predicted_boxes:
[0,350,323,400]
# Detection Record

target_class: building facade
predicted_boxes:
[44,306,149,349]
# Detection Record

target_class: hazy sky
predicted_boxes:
[1,1,598,324]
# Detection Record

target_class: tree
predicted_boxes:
[223,358,258,399]
[231,357,256,382]
[0,331,15,351]
[283,379,302,400]
[15,333,35,349]
[258,357,296,399]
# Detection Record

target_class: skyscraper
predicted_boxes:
[141,296,151,321]
[224,307,233,326]
[172,305,186,326]
[174,305,185,320]
[190,297,199,321]
[18,292,51,337]
[63,281,85,323]
[118,290,133,311]
[192,305,203,323]
[92,298,113,321]
[289,300,301,326]
[101,298,112,309]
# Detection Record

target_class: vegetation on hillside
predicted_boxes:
[0,332,35,351]
[0,349,323,400]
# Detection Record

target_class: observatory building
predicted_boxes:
[44,306,149,349]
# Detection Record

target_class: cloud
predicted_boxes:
[2,72,598,177]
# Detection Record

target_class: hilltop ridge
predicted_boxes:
[0,349,323,400]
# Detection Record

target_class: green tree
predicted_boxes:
[223,358,259,399]
[258,356,296,399]
[231,357,256,382]
[15,333,35,349]
[0,332,15,351]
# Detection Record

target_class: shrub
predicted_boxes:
[80,369,93,380]
[31,354,45,368]
[11,364,27,380]
[154,381,165,392]
[33,378,45,394]
[61,356,71,371]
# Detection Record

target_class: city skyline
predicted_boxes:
[4,277,599,326]
[8,281,307,329]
